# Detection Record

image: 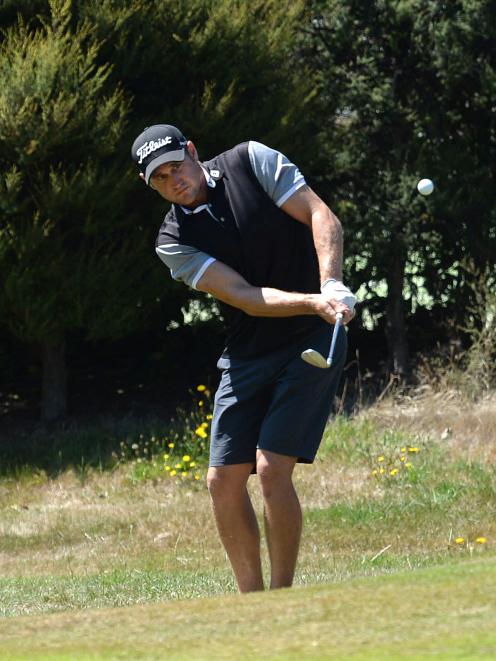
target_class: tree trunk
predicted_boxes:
[385,248,410,378]
[41,333,67,421]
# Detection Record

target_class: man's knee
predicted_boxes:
[256,451,296,499]
[206,467,227,499]
[206,465,252,503]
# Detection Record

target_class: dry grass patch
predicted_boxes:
[294,459,378,509]
[366,389,496,462]
[0,469,219,577]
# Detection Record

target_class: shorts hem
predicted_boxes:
[256,444,316,464]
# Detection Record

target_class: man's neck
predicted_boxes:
[180,164,214,211]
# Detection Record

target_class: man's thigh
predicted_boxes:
[209,323,347,467]
[209,357,272,467]
[258,324,347,463]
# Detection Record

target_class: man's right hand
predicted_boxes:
[315,295,353,326]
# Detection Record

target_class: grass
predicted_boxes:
[0,390,495,658]
[0,558,495,660]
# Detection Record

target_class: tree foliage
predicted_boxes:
[300,0,496,373]
[1,0,494,422]
[0,0,312,419]
[0,0,158,418]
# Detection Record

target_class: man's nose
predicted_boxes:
[171,172,183,188]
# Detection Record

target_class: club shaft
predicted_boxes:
[326,313,343,365]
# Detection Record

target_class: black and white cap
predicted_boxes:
[131,124,188,184]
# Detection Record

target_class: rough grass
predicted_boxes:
[1,392,495,619]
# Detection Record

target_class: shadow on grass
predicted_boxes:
[0,414,175,478]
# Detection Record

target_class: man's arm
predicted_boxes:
[281,184,343,282]
[155,235,344,323]
[281,185,354,323]
[196,260,344,324]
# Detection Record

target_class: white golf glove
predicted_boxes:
[321,278,356,313]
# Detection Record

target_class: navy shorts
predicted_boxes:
[209,322,347,467]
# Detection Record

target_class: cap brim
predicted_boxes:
[145,149,185,184]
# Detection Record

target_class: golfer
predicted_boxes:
[131,124,355,592]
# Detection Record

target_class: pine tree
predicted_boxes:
[0,0,155,420]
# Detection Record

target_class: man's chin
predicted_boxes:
[176,191,202,208]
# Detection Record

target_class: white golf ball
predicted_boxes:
[417,178,434,196]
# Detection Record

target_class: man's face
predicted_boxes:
[148,149,207,208]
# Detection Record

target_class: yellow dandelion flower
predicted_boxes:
[390,468,399,476]
[379,467,385,474]
[201,421,209,428]
[197,385,206,392]
[175,463,182,469]
[476,537,487,544]
[371,469,378,476]
[183,455,191,462]
[168,442,175,449]
[198,400,204,407]
[400,447,406,453]
[408,447,420,453]
[405,462,413,468]
[182,471,188,476]
[195,427,208,439]
[194,474,200,480]
[170,470,177,477]
[400,456,406,462]
[163,453,169,460]
[206,414,213,420]
[165,466,171,471]
[189,462,196,468]
[378,456,385,463]
[455,537,465,544]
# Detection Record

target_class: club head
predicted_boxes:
[300,349,330,369]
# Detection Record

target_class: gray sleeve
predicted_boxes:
[155,243,216,290]
[248,140,306,207]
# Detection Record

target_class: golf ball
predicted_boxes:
[417,178,434,196]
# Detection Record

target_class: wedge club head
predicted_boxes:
[301,313,343,369]
[300,348,329,368]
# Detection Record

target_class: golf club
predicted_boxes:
[301,313,343,369]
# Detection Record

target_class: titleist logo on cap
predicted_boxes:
[136,137,172,164]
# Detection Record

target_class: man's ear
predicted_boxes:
[186,141,199,161]
[140,172,155,190]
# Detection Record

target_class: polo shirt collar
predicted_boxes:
[180,164,222,215]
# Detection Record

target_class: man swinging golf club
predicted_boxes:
[132,125,356,592]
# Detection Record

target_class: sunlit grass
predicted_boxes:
[1,559,495,660]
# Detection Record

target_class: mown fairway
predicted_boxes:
[1,392,495,659]
[1,558,495,660]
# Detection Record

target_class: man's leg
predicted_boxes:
[207,463,264,593]
[256,449,301,589]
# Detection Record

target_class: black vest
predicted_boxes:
[156,142,324,358]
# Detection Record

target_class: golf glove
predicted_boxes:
[321,278,356,313]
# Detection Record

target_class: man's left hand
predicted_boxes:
[321,279,356,323]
